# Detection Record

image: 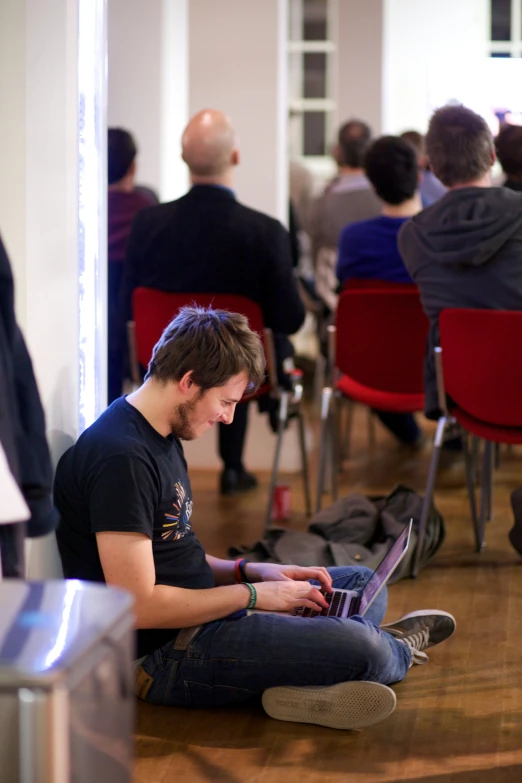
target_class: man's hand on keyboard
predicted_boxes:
[254,579,329,613]
[244,563,333,594]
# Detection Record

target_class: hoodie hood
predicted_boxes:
[400,186,522,269]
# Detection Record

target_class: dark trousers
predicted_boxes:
[374,411,420,445]
[218,401,249,472]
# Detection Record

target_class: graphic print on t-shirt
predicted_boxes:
[162,480,193,541]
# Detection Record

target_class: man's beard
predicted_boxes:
[170,393,203,440]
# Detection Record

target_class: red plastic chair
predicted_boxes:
[127,288,311,529]
[413,308,522,575]
[316,287,429,510]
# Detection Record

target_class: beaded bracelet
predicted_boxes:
[243,582,257,610]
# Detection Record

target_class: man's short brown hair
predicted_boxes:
[426,105,494,187]
[146,306,266,394]
[337,120,372,168]
[495,123,522,178]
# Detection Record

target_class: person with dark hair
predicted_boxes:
[400,130,446,207]
[336,136,422,447]
[399,105,522,427]
[54,305,455,731]
[121,109,305,496]
[107,128,156,404]
[495,123,522,191]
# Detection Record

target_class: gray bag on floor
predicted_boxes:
[228,485,445,583]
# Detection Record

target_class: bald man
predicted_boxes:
[121,109,305,495]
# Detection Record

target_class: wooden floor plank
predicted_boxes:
[134,406,522,783]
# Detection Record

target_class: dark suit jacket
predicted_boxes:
[122,185,305,335]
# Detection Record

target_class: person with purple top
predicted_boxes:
[336,136,423,447]
[108,128,156,404]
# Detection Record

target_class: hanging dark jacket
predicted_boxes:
[0,234,58,575]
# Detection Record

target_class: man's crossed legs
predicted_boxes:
[136,566,455,730]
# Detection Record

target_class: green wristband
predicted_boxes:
[243,582,257,610]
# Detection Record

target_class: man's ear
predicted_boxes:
[178,371,195,395]
[231,148,240,167]
[490,148,497,167]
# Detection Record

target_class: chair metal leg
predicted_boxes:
[265,392,289,534]
[471,436,480,484]
[296,409,311,516]
[487,442,495,523]
[313,354,326,411]
[341,400,354,463]
[367,408,376,449]
[315,387,333,513]
[330,395,340,502]
[463,433,481,552]
[411,416,447,578]
[477,441,493,549]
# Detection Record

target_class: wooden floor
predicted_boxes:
[134,406,522,783]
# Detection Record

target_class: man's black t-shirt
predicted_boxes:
[54,397,214,657]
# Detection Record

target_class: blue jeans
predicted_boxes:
[137,566,411,709]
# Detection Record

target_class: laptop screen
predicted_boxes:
[358,521,412,616]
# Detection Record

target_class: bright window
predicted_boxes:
[288,0,336,159]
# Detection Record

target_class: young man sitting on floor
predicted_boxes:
[54,307,455,731]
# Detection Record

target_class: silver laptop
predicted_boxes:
[248,519,412,620]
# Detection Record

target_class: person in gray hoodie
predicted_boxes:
[399,104,522,419]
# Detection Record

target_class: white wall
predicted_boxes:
[188,0,288,222]
[336,0,384,135]
[108,0,189,202]
[0,0,86,579]
[0,1,27,324]
[382,0,489,134]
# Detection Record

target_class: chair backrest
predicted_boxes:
[334,288,429,394]
[440,308,522,426]
[132,288,265,370]
[343,278,417,293]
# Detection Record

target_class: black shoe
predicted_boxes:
[381,610,456,666]
[509,488,522,555]
[220,469,258,496]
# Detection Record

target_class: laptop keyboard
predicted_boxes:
[292,588,351,618]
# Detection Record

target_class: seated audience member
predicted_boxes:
[399,104,522,422]
[400,130,446,207]
[108,128,156,404]
[307,120,382,341]
[308,120,382,266]
[495,123,522,192]
[290,157,315,230]
[337,136,422,447]
[53,306,455,730]
[337,136,419,286]
[121,109,305,496]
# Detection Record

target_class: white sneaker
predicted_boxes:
[261,680,396,731]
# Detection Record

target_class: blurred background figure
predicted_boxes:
[289,158,315,232]
[495,123,522,192]
[108,128,157,404]
[400,130,446,208]
[337,135,422,448]
[306,120,382,340]
[308,120,381,268]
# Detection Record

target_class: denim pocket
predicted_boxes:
[183,680,256,708]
